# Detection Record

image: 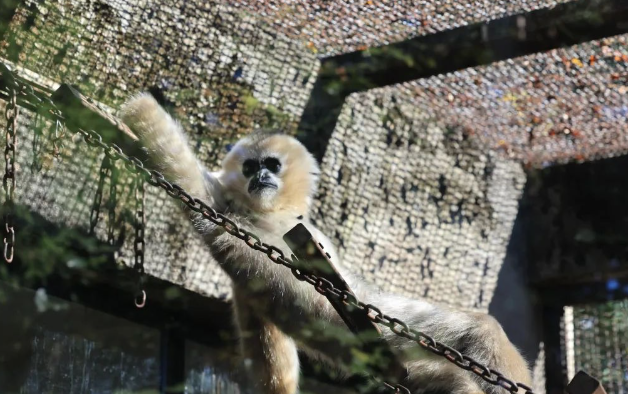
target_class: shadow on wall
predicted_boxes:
[489,209,543,368]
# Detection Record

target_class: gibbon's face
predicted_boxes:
[221,133,319,215]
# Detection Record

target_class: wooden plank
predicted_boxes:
[284,223,407,383]
[566,371,608,394]
[51,84,137,140]
[284,223,377,335]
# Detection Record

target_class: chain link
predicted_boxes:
[0,71,535,394]
[3,87,18,263]
[382,381,411,394]
[30,112,43,172]
[52,118,66,158]
[107,158,118,245]
[90,155,110,234]
[133,175,146,308]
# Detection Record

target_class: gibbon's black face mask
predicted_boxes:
[244,157,281,194]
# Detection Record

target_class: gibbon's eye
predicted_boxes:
[263,157,281,173]
[242,159,259,178]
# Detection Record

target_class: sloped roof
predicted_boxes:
[229,0,574,55]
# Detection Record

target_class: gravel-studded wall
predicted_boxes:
[228,0,575,56]
[313,86,526,311]
[2,0,319,161]
[377,34,628,168]
[0,0,320,299]
[0,106,231,297]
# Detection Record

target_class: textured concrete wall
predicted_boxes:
[313,85,526,311]
[1,0,320,298]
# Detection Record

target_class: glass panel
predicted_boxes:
[564,300,628,393]
[184,340,240,394]
[0,283,160,394]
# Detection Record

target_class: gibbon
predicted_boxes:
[120,93,532,394]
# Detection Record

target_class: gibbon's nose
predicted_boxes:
[258,168,272,182]
[248,168,277,193]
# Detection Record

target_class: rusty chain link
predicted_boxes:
[3,84,18,263]
[0,70,535,394]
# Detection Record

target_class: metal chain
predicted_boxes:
[51,118,66,159]
[132,175,146,308]
[89,155,110,234]
[68,128,533,394]
[74,131,414,394]
[3,87,18,263]
[2,73,534,394]
[31,112,43,172]
[106,158,118,245]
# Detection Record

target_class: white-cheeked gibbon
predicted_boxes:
[120,93,531,394]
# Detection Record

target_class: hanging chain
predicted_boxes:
[51,118,65,159]
[1,71,535,394]
[133,175,146,308]
[30,112,43,172]
[89,155,111,234]
[3,87,18,263]
[106,158,118,245]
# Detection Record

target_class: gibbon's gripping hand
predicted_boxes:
[120,93,211,202]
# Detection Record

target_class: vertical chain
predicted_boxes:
[3,88,18,263]
[30,112,43,172]
[106,159,118,245]
[133,175,146,308]
[89,155,110,234]
[51,118,65,159]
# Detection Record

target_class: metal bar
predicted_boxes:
[543,306,568,394]
[160,327,186,394]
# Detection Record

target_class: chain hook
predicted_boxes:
[134,289,146,308]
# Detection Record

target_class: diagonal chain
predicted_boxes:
[1,71,535,394]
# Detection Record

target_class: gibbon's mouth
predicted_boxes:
[248,179,278,193]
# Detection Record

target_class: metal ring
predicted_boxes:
[134,290,146,308]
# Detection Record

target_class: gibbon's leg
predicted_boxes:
[233,289,300,394]
[120,93,216,203]
[402,310,531,394]
[467,312,532,389]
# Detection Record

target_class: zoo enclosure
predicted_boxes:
[1,0,628,393]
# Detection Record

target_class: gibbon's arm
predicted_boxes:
[120,94,224,208]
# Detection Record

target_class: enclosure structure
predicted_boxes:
[0,0,627,393]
